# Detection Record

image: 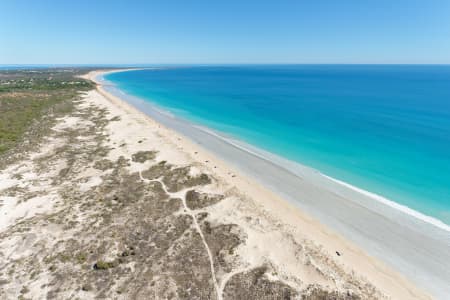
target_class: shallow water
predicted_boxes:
[106,65,450,225]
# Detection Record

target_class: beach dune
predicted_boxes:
[93,70,444,298]
[0,68,442,299]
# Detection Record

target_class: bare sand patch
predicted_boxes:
[0,71,430,299]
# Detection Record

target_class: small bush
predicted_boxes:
[93,259,118,270]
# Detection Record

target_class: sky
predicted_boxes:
[1,0,450,65]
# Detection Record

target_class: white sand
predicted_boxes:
[0,69,438,298]
[79,69,439,299]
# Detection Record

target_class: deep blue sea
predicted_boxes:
[105,65,450,226]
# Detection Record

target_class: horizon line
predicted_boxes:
[1,63,450,67]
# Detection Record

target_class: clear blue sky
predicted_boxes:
[1,0,449,64]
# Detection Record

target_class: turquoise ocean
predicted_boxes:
[105,65,450,226]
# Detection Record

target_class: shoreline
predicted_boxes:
[196,122,450,233]
[101,68,450,233]
[86,69,445,298]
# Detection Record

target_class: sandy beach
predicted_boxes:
[94,69,439,298]
[0,68,439,299]
[97,69,450,299]
[3,0,449,298]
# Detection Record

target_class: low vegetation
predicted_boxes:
[0,68,95,154]
[0,68,379,299]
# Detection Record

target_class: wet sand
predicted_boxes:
[87,69,443,299]
[2,70,398,299]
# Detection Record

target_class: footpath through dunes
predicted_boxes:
[0,70,427,299]
[101,68,450,299]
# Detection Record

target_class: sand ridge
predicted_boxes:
[89,70,430,299]
[0,70,429,299]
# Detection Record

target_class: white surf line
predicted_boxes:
[138,171,221,300]
[194,124,450,233]
[103,72,450,233]
[323,175,450,234]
